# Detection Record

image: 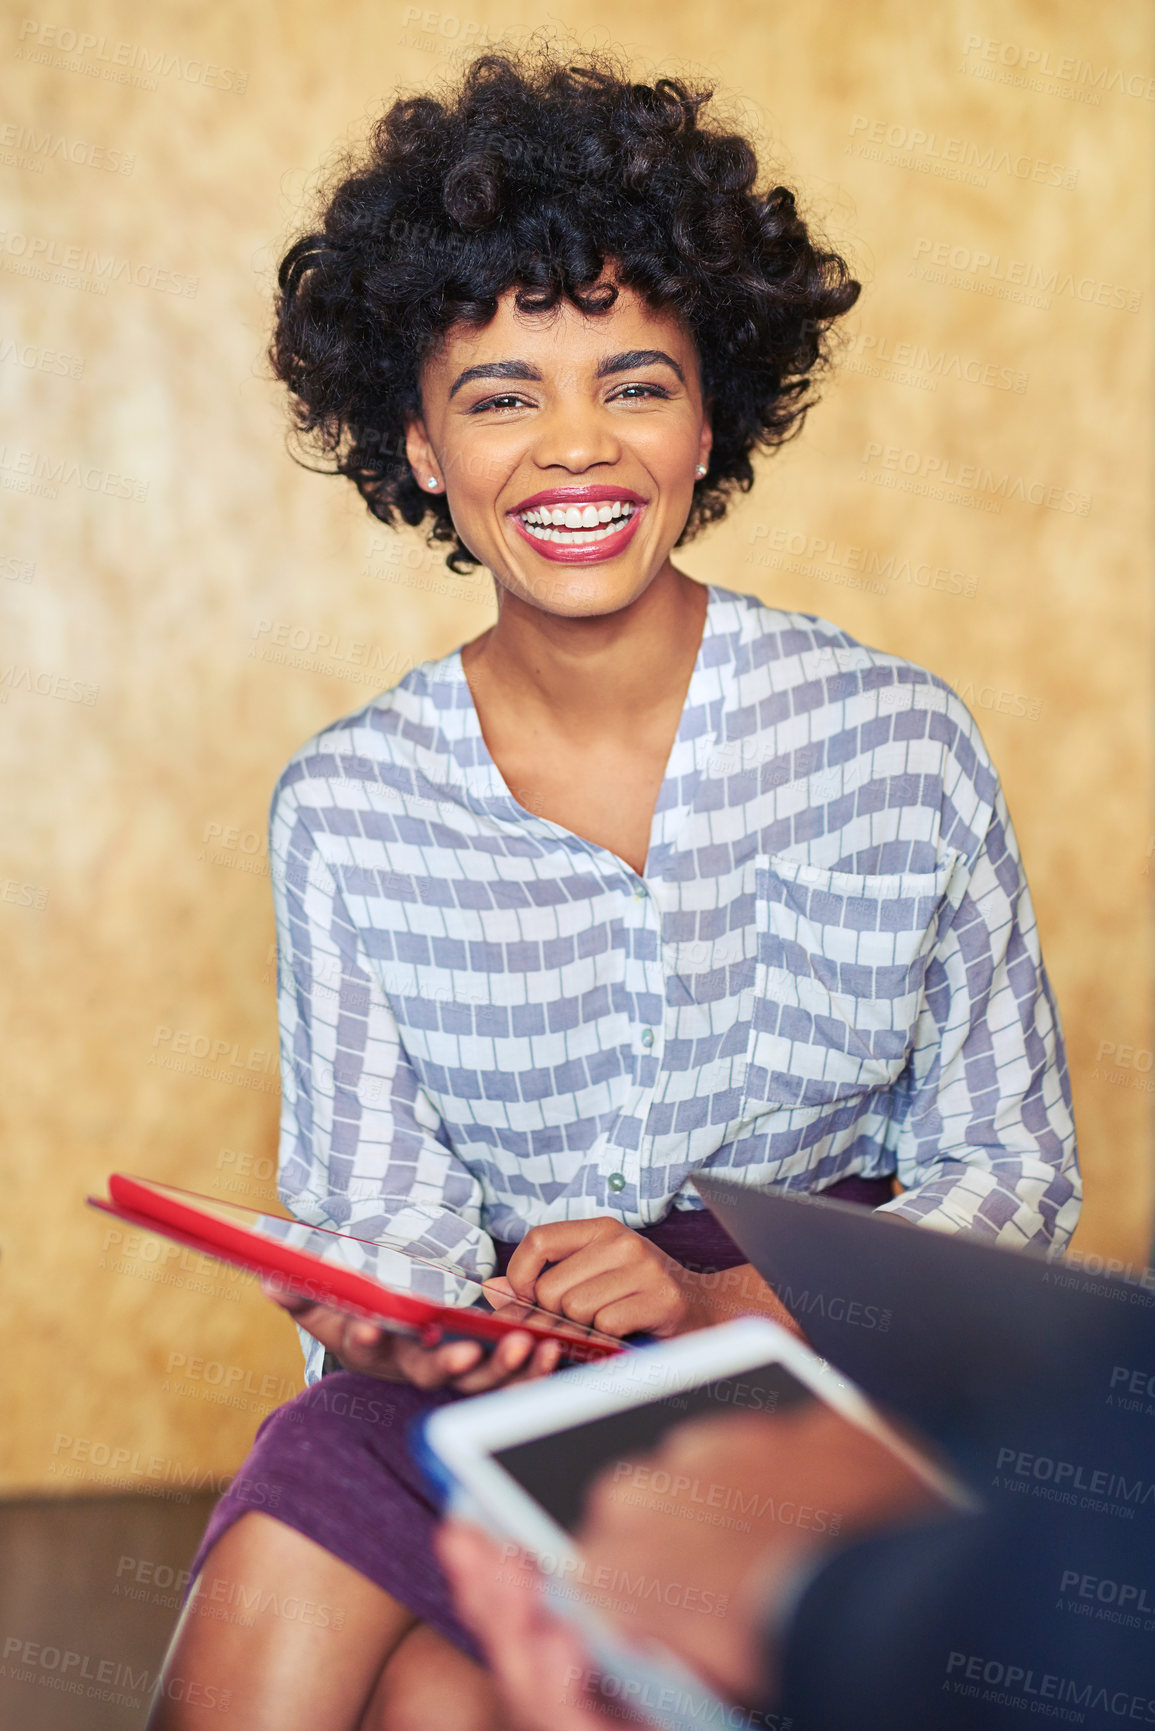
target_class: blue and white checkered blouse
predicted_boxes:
[270,583,1080,1380]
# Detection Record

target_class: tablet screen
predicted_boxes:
[493,1360,815,1533]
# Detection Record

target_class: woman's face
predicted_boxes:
[406,277,712,618]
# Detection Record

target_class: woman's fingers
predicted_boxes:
[528,1241,637,1317]
[437,1329,563,1391]
[447,1330,536,1393]
[344,1317,387,1352]
[392,1335,482,1386]
[510,1228,690,1336]
[525,1336,564,1378]
[504,1218,627,1300]
[262,1284,568,1390]
[391,1329,538,1392]
[583,1293,671,1339]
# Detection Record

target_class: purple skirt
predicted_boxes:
[188,1179,891,1661]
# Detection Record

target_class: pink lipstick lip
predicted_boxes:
[509,484,646,514]
[509,500,645,564]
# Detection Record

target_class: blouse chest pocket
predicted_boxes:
[743,854,952,1113]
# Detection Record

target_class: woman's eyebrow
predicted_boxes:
[447,348,686,399]
[448,359,542,399]
[595,348,685,384]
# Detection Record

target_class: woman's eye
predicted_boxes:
[611,383,670,402]
[470,383,671,412]
[471,394,529,413]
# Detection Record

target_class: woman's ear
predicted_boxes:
[697,400,714,474]
[405,419,441,492]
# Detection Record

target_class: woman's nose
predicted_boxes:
[529,395,622,473]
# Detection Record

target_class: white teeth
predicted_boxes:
[519,500,634,524]
[515,501,638,546]
[519,511,637,546]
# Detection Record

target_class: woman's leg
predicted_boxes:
[147,1512,418,1730]
[357,1622,508,1731]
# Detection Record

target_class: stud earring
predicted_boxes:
[695,463,707,477]
[427,477,439,489]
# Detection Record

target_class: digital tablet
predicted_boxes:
[87,1174,624,1365]
[420,1317,974,1731]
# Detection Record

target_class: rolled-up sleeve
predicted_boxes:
[877,771,1080,1250]
[269,774,496,1380]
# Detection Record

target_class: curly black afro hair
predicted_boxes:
[271,43,861,573]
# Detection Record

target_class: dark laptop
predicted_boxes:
[692,1175,1155,1501]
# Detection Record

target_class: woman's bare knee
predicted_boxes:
[149,1512,416,1730]
[361,1621,508,1731]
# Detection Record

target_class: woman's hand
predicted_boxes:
[495,1217,698,1338]
[494,1217,803,1340]
[260,1280,563,1393]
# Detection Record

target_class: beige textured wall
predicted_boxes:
[2,0,1151,1493]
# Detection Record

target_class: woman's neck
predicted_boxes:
[458,563,710,874]
[460,562,708,749]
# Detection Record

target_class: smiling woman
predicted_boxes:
[269,46,856,577]
[445,338,679,564]
[409,289,707,593]
[404,279,726,876]
[148,41,1080,1731]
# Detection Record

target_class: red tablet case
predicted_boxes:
[88,1174,624,1365]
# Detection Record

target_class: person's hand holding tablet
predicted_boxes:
[269,1213,804,1394]
[262,1226,717,1391]
[428,1320,964,1729]
[262,1280,567,1393]
[90,1175,616,1394]
[441,1403,949,1723]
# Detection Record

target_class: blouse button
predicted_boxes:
[607,1172,627,1192]
[633,882,647,898]
[641,1028,655,1048]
